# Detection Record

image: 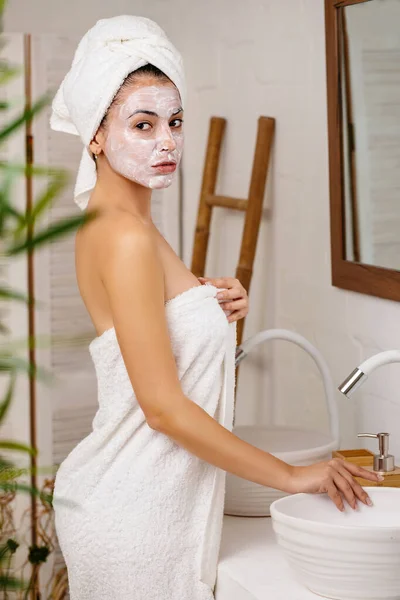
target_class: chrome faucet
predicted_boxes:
[339,350,400,472]
[338,350,400,397]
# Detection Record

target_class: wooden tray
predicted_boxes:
[332,449,400,487]
[333,448,374,466]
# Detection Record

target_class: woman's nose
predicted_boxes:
[158,123,177,152]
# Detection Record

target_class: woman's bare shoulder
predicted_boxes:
[78,209,157,258]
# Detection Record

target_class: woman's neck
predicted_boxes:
[88,157,153,224]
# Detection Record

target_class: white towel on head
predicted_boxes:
[50,15,186,211]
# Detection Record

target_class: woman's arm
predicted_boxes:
[98,216,381,511]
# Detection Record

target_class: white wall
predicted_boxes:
[5,0,400,461]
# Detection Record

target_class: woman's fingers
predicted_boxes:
[332,471,357,509]
[338,466,373,506]
[300,458,380,512]
[326,482,345,512]
[343,460,384,483]
[335,466,364,507]
[327,458,379,509]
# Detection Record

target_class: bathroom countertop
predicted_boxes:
[215,516,316,600]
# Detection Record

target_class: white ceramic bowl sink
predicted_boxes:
[224,425,338,516]
[270,487,400,600]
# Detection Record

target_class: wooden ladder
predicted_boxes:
[191,115,275,385]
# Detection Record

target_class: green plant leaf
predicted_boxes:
[0,165,70,234]
[0,465,30,481]
[0,440,37,455]
[0,168,17,235]
[0,286,32,304]
[0,481,53,503]
[0,65,22,86]
[0,163,25,227]
[0,187,25,228]
[0,463,57,481]
[0,321,10,335]
[27,172,70,225]
[0,455,14,469]
[0,0,8,18]
[0,93,51,143]
[0,355,55,385]
[0,370,16,424]
[0,574,28,590]
[0,541,13,561]
[6,211,98,255]
[0,161,64,178]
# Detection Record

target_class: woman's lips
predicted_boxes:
[152,162,177,174]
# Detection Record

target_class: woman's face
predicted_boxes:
[103,82,184,189]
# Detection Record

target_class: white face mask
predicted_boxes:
[103,84,184,189]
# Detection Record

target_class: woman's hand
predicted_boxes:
[289,458,384,511]
[198,276,249,323]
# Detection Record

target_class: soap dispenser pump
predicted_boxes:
[332,432,400,487]
[357,432,395,472]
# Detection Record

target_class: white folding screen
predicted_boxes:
[0,32,32,582]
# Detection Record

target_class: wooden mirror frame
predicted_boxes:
[325,0,400,302]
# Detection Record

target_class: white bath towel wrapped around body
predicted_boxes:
[52,283,237,599]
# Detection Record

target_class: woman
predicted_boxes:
[50,15,381,600]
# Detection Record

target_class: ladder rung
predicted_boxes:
[205,194,248,211]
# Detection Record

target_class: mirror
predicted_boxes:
[341,0,400,268]
[326,0,400,301]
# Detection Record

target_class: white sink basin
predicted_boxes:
[270,487,400,600]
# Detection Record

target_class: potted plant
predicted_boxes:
[0,1,98,595]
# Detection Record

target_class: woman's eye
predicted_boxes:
[170,118,183,128]
[136,122,152,131]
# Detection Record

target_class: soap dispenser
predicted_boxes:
[357,432,395,472]
[332,432,400,487]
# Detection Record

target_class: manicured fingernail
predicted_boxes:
[217,293,224,299]
[366,497,373,506]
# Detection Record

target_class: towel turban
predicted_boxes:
[50,15,186,211]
